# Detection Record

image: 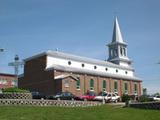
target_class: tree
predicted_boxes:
[143,88,147,95]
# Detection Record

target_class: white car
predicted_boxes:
[151,95,160,101]
[108,93,120,103]
[94,92,110,102]
[94,92,120,103]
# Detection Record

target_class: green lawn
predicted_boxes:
[0,105,159,120]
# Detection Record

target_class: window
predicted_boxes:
[125,71,128,74]
[124,83,128,94]
[76,77,80,90]
[134,84,138,94]
[105,68,108,71]
[68,61,71,65]
[110,49,113,57]
[120,47,123,55]
[116,69,118,73]
[0,80,7,85]
[123,48,126,56]
[90,79,94,91]
[114,81,118,92]
[114,49,118,57]
[102,80,106,91]
[82,63,85,67]
[64,79,69,87]
[12,80,17,86]
[94,66,97,69]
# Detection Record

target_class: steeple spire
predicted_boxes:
[107,17,132,68]
[112,17,125,44]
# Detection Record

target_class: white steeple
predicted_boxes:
[107,17,132,68]
[112,17,125,44]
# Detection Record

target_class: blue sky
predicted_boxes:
[0,0,160,94]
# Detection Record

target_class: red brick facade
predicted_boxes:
[19,55,142,97]
[0,73,17,89]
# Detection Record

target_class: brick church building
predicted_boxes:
[19,17,142,97]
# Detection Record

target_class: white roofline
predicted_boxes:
[24,50,134,71]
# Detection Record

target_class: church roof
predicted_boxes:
[24,50,141,81]
[111,17,127,45]
[24,50,134,71]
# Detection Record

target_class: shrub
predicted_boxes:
[139,95,150,102]
[121,94,131,102]
[2,87,29,93]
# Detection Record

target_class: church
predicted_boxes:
[19,17,142,97]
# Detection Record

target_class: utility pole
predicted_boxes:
[8,55,24,87]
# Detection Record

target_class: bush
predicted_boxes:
[139,95,150,102]
[2,87,29,93]
[121,94,131,102]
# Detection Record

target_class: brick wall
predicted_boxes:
[19,55,55,95]
[0,74,16,89]
[54,70,142,97]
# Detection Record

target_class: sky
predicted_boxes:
[0,0,160,94]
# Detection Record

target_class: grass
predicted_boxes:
[0,105,159,120]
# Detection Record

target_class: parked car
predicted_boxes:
[47,92,78,100]
[149,95,160,101]
[94,92,120,103]
[31,91,46,99]
[108,93,120,103]
[78,91,96,101]
[94,92,110,102]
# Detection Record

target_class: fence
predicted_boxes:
[129,101,160,110]
[0,99,102,107]
[0,93,32,99]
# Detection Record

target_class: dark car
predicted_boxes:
[47,92,78,100]
[31,92,46,99]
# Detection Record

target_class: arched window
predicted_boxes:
[114,49,118,57]
[134,83,138,94]
[102,80,106,91]
[123,48,126,56]
[120,47,123,56]
[90,79,94,90]
[64,79,69,88]
[114,81,118,93]
[124,83,128,94]
[76,77,80,90]
[110,49,113,57]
